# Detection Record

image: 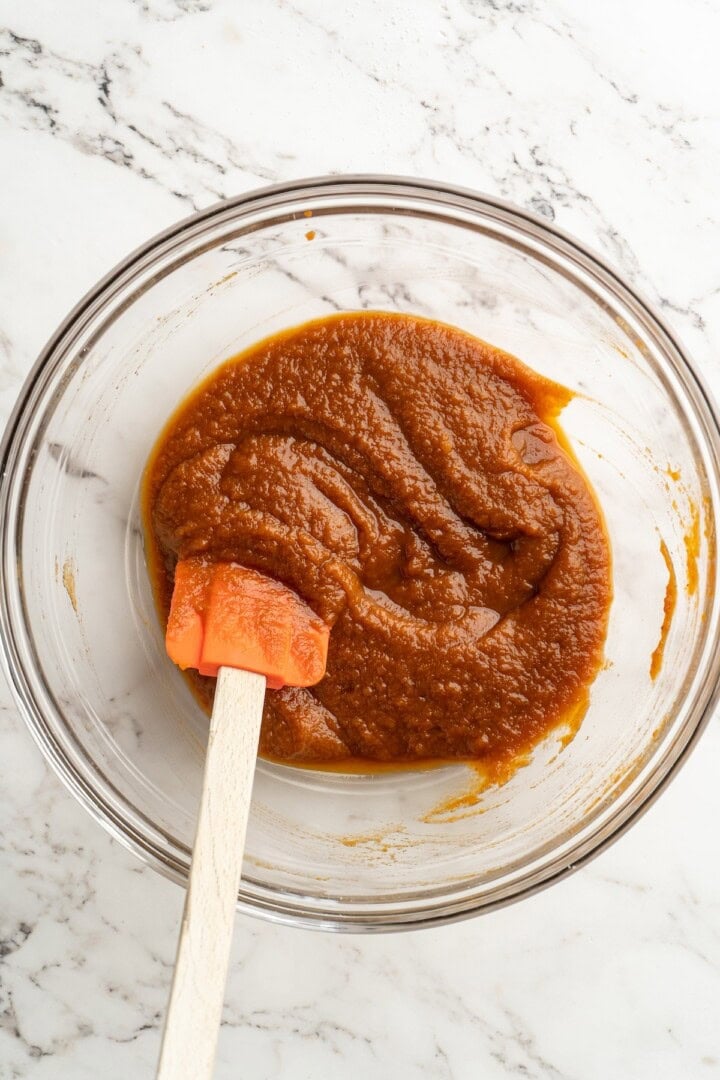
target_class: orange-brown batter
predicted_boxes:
[144,312,611,769]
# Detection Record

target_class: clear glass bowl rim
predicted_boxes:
[2,174,720,933]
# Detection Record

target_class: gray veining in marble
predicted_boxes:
[1,1,719,1077]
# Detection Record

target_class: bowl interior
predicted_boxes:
[6,182,719,928]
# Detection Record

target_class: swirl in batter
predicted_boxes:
[145,312,611,769]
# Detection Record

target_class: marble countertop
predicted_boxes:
[1,1,719,1077]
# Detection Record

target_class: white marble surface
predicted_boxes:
[1,0,719,1076]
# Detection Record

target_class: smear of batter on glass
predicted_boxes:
[684,501,700,597]
[650,540,677,680]
[62,558,78,615]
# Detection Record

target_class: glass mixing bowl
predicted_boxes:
[1,176,719,931]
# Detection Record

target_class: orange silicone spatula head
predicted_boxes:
[165,557,329,689]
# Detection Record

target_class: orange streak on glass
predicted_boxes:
[650,540,677,680]
[684,501,700,597]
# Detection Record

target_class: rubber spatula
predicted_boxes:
[156,557,329,1080]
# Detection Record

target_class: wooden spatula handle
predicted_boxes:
[157,666,266,1080]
